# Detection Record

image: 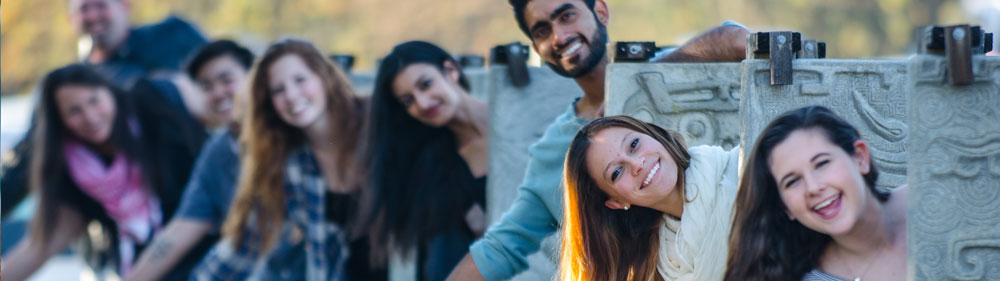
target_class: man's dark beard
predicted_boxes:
[546,23,608,78]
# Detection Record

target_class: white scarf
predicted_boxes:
[657,145,740,281]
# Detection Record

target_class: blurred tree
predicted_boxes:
[0,0,983,96]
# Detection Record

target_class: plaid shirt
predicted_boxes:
[190,146,349,281]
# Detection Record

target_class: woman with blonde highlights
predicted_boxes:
[560,116,740,281]
[193,38,378,280]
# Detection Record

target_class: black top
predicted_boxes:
[326,191,388,281]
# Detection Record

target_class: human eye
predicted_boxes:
[533,27,550,40]
[630,138,639,152]
[561,11,576,22]
[271,85,285,96]
[784,177,800,189]
[815,159,830,169]
[419,79,432,90]
[611,167,622,182]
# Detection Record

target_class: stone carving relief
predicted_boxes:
[486,65,582,281]
[907,56,1000,281]
[605,63,742,149]
[741,59,909,190]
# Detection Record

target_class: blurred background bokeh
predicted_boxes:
[3,0,999,97]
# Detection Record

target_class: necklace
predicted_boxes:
[836,239,886,281]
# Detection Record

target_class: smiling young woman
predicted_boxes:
[724,106,907,281]
[560,115,741,281]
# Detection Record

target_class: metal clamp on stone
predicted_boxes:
[796,40,826,59]
[459,55,486,69]
[748,31,802,85]
[330,54,355,73]
[610,41,656,62]
[490,42,531,87]
[918,25,991,85]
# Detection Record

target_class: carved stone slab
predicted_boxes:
[605,63,742,150]
[741,59,909,190]
[486,65,582,281]
[906,55,1000,281]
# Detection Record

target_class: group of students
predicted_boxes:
[0,0,912,280]
[2,37,491,281]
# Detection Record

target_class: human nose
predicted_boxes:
[414,92,433,111]
[552,24,575,50]
[626,156,644,177]
[803,172,825,196]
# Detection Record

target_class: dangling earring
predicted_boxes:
[623,204,630,211]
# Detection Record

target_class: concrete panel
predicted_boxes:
[741,59,909,190]
[906,55,1000,281]
[487,65,582,281]
[605,63,742,149]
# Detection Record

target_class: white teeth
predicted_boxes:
[291,104,307,115]
[215,100,233,112]
[561,42,582,58]
[813,195,838,211]
[643,162,660,187]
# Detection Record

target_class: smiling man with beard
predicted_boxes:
[445,0,749,280]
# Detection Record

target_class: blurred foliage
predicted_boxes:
[0,0,986,96]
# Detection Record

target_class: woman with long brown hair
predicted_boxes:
[560,116,740,281]
[191,38,379,280]
[724,106,906,281]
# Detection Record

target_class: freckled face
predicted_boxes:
[585,127,680,209]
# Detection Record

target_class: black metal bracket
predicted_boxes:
[329,55,355,73]
[919,25,991,85]
[490,42,531,87]
[611,41,657,62]
[458,55,485,68]
[749,31,802,85]
[796,40,826,59]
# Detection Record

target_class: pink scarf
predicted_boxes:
[63,138,161,275]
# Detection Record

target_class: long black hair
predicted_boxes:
[29,64,155,244]
[724,105,889,281]
[357,41,481,264]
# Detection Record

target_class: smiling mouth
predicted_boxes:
[290,103,307,115]
[214,100,233,113]
[812,194,842,219]
[560,41,583,59]
[424,104,441,118]
[641,159,661,189]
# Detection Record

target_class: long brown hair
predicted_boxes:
[723,106,888,281]
[222,38,367,251]
[561,116,690,281]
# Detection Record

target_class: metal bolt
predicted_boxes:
[806,43,815,51]
[777,35,787,45]
[629,44,643,55]
[952,28,966,40]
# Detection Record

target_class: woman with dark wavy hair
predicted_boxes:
[724,106,907,281]
[1,64,204,281]
[357,41,487,281]
[561,115,740,281]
